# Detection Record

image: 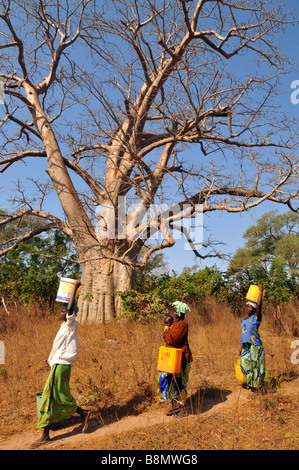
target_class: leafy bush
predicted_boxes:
[118,289,168,321]
[118,266,227,321]
[119,258,298,321]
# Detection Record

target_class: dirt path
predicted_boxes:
[0,386,248,450]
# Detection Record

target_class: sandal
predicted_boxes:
[174,406,188,418]
[30,436,52,449]
[166,402,182,416]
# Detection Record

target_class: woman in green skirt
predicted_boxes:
[31,281,90,448]
[239,285,265,390]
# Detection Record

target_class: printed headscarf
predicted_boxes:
[172,301,191,317]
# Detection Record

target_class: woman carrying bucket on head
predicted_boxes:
[239,284,265,390]
[31,279,90,449]
[158,301,193,418]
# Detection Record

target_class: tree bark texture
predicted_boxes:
[77,253,134,324]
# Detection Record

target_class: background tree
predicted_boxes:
[228,210,299,302]
[0,0,298,323]
[228,212,299,280]
[0,215,79,308]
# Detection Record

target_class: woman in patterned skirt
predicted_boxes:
[240,285,265,390]
[158,301,193,417]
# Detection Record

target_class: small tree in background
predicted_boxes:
[0,227,79,308]
[228,211,299,298]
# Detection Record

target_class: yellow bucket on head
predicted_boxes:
[56,277,77,303]
[157,346,183,375]
[235,359,247,385]
[246,285,265,304]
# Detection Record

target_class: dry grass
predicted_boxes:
[0,298,298,450]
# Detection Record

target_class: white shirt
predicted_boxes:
[48,313,79,367]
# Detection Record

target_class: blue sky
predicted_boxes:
[166,0,299,274]
[1,0,298,275]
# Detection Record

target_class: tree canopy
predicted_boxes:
[0,0,298,322]
[228,211,299,282]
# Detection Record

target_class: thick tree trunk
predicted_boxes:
[23,83,133,324]
[77,251,135,324]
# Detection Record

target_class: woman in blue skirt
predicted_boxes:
[158,301,193,417]
[240,285,265,389]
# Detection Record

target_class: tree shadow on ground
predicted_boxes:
[188,387,231,415]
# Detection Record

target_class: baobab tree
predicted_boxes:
[0,0,298,322]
